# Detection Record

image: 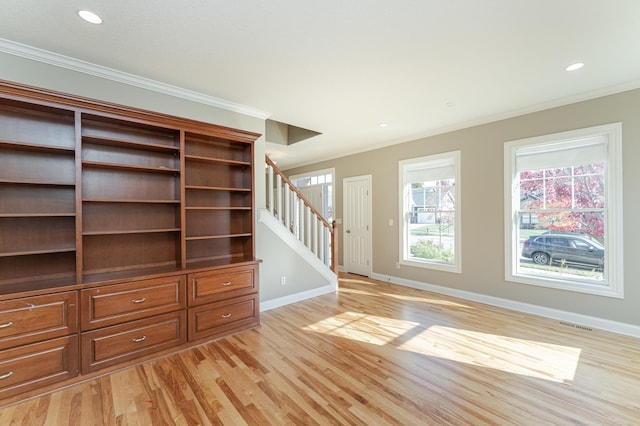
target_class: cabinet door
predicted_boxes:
[187,264,258,307]
[188,294,259,342]
[0,335,78,400]
[0,292,78,350]
[81,275,186,330]
[81,311,186,373]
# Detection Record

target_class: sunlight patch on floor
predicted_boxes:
[303,312,419,346]
[339,277,379,286]
[399,325,581,383]
[304,312,581,383]
[339,287,472,308]
[379,292,472,308]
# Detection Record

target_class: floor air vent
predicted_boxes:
[559,321,593,332]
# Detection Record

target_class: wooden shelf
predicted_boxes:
[0,213,75,218]
[0,247,76,258]
[185,254,253,267]
[83,199,180,204]
[82,160,179,174]
[185,233,252,241]
[82,134,179,153]
[0,179,74,187]
[185,206,251,211]
[185,185,251,192]
[185,154,250,167]
[0,139,75,154]
[83,228,180,236]
[81,260,180,279]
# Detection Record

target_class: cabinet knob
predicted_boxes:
[0,371,13,380]
[221,282,232,287]
[132,336,147,343]
[0,321,13,329]
[131,297,147,304]
[221,313,232,319]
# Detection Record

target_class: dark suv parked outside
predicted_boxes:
[521,234,604,269]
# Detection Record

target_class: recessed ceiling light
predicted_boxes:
[565,62,584,72]
[78,10,103,24]
[379,122,389,128]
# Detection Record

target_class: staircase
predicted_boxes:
[263,156,338,280]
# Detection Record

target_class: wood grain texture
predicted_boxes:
[1,273,639,425]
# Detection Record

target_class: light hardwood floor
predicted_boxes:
[1,274,639,425]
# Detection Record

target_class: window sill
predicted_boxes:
[507,272,622,298]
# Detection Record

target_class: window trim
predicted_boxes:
[399,150,462,273]
[504,123,623,298]
[289,167,335,221]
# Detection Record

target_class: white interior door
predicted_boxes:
[343,175,372,276]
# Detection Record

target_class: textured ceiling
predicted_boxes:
[1,0,639,168]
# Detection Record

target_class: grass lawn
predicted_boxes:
[410,224,454,236]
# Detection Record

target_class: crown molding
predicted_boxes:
[0,38,270,119]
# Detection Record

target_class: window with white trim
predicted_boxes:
[290,168,334,221]
[504,123,623,298]
[399,151,461,273]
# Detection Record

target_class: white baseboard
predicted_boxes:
[371,272,640,339]
[260,284,337,312]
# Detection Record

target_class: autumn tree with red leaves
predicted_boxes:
[519,163,605,242]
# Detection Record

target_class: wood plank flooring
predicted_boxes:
[1,273,639,425]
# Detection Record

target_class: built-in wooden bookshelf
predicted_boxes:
[184,132,254,267]
[0,80,260,405]
[80,114,183,276]
[0,99,77,286]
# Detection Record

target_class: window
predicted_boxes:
[399,151,461,272]
[289,168,334,221]
[504,123,623,298]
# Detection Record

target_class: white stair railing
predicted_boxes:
[265,156,337,275]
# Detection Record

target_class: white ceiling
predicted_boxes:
[1,1,639,169]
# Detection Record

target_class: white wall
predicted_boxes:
[257,220,335,310]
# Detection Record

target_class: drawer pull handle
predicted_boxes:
[132,336,147,343]
[131,297,146,304]
[221,282,232,287]
[0,371,13,380]
[221,313,232,319]
[0,321,13,329]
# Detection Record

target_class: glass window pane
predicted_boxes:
[574,175,605,209]
[520,178,544,209]
[408,179,456,265]
[518,211,604,281]
[544,177,572,208]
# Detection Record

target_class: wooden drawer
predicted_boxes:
[188,265,257,307]
[81,310,186,373]
[188,294,259,341]
[81,275,186,330]
[0,292,78,351]
[0,335,78,400]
